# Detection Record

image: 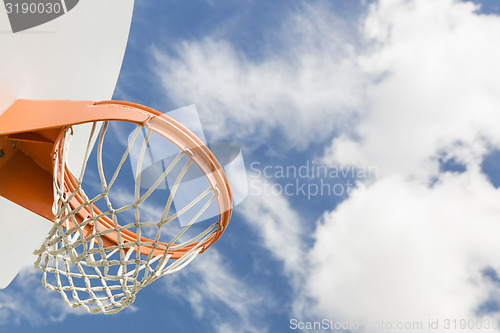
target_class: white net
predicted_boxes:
[34,121,222,314]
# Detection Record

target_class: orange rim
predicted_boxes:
[0,99,232,259]
[54,101,232,259]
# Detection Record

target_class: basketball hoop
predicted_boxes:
[0,99,232,314]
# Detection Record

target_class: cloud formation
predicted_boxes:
[153,2,365,150]
[0,269,88,326]
[308,172,500,329]
[310,0,500,329]
[325,0,500,179]
[161,250,268,333]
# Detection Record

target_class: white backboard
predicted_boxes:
[0,0,134,288]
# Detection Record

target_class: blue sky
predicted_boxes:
[4,0,500,332]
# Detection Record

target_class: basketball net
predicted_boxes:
[34,121,224,314]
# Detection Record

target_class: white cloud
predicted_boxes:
[307,0,500,330]
[153,2,365,150]
[240,175,306,278]
[325,0,500,179]
[307,172,500,330]
[240,175,314,318]
[0,269,89,326]
[162,250,268,333]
